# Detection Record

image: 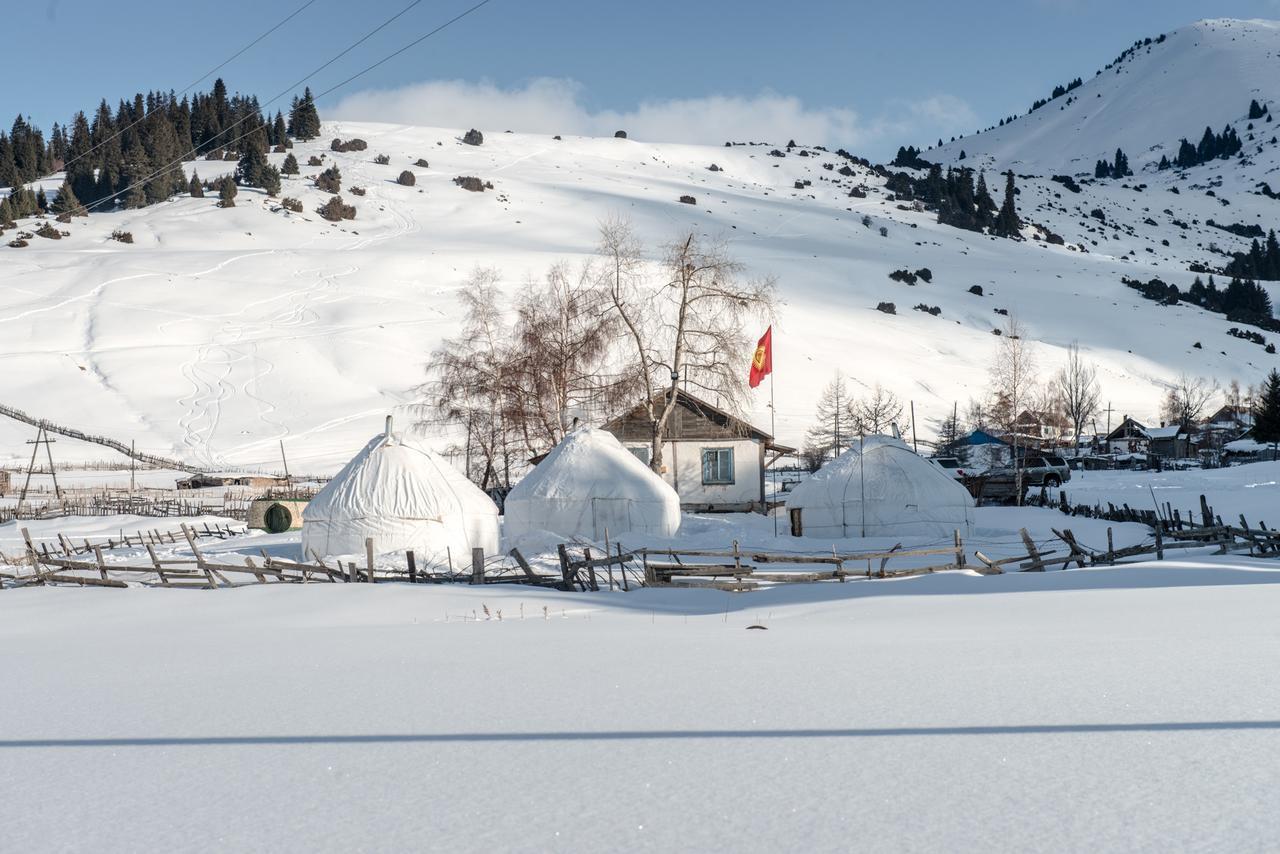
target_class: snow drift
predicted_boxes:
[301,422,499,562]
[503,428,681,543]
[786,436,975,540]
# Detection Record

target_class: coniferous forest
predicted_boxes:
[0,80,319,222]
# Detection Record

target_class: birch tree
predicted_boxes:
[1053,341,1100,452]
[598,216,776,473]
[414,267,517,490]
[989,313,1037,503]
[508,261,630,451]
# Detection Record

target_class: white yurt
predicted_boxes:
[785,435,974,539]
[301,418,500,562]
[503,428,681,543]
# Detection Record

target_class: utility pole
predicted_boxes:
[279,440,292,487]
[18,426,61,513]
[909,399,918,453]
[130,440,136,494]
[1104,401,1115,436]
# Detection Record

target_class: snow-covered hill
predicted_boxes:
[933,18,1280,174]
[2,23,1279,474]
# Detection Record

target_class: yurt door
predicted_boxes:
[591,498,632,540]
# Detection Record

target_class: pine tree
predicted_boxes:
[65,112,96,204]
[217,176,237,207]
[272,111,288,148]
[1253,369,1280,458]
[281,152,299,175]
[1113,147,1130,177]
[1250,99,1267,120]
[289,88,321,140]
[189,170,204,197]
[974,171,997,227]
[51,181,86,217]
[0,196,14,225]
[35,188,48,212]
[993,170,1020,238]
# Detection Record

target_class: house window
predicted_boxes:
[701,448,735,485]
[627,446,651,466]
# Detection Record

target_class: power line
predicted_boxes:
[61,0,321,177]
[86,0,459,212]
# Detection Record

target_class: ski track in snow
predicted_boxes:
[175,259,360,466]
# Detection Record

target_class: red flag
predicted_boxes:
[749,326,772,389]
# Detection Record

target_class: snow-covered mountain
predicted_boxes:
[933,18,1280,174]
[1,20,1279,474]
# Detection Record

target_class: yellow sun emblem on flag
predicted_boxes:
[752,346,767,370]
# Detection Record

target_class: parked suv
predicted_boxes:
[1013,454,1072,487]
[929,457,966,480]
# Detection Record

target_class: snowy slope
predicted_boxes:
[932,18,1280,174]
[2,48,1280,474]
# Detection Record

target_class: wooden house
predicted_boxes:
[1105,417,1149,454]
[1147,424,1195,459]
[601,390,793,513]
[176,472,287,490]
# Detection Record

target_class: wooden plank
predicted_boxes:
[43,573,128,589]
[749,571,845,582]
[971,551,1005,575]
[668,578,758,592]
[470,547,485,585]
[566,552,639,571]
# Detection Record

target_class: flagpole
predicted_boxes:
[770,357,778,538]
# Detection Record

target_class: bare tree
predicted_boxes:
[1053,342,1100,453]
[989,313,1037,503]
[599,216,776,472]
[964,398,990,433]
[854,383,905,436]
[508,261,630,452]
[804,371,856,462]
[1162,373,1219,429]
[413,267,518,490]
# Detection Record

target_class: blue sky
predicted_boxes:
[6,0,1276,159]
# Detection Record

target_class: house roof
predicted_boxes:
[1146,425,1184,439]
[1105,417,1148,441]
[957,429,1007,446]
[602,389,796,454]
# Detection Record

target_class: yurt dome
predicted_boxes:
[504,428,681,543]
[785,436,974,540]
[301,419,500,562]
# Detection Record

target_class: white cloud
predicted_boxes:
[328,78,977,157]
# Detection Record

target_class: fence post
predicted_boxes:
[1154,524,1164,560]
[470,547,485,585]
[558,544,573,590]
[954,529,966,569]
[365,538,375,583]
[407,550,417,584]
[1019,528,1045,572]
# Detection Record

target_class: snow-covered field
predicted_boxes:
[3,462,1280,850]
[4,556,1280,852]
